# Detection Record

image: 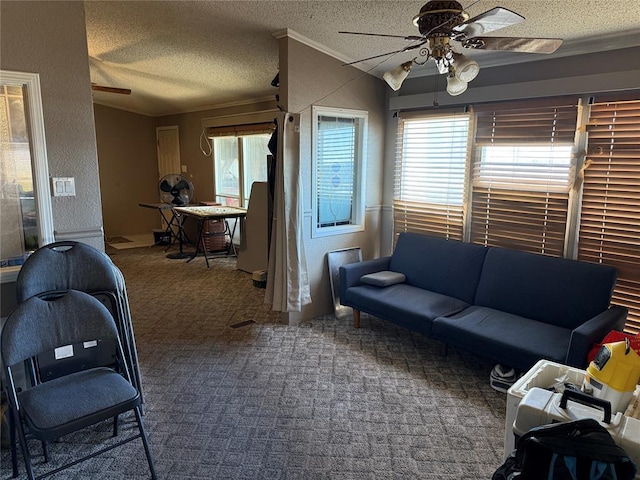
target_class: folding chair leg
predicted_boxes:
[134,407,157,480]
[8,405,18,478]
[14,416,36,480]
[42,440,49,462]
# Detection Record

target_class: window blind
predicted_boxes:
[207,122,274,137]
[470,100,578,256]
[394,112,470,241]
[579,97,640,332]
[316,116,356,228]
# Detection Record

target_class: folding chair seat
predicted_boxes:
[15,241,144,402]
[1,290,157,480]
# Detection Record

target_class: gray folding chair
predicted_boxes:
[1,290,157,480]
[15,241,144,402]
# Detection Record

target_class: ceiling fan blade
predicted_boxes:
[91,83,131,95]
[454,7,525,38]
[343,40,428,66]
[462,36,563,54]
[339,31,424,42]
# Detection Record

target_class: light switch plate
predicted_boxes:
[52,177,75,196]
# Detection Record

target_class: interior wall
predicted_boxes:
[93,104,159,237]
[1,1,104,250]
[280,37,387,321]
[391,47,640,110]
[91,98,276,238]
[1,1,104,314]
[155,99,277,205]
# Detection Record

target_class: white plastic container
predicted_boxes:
[514,386,640,479]
[504,360,586,458]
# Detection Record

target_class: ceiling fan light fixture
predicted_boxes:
[446,74,468,96]
[383,60,414,91]
[453,53,480,82]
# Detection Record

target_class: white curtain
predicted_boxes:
[265,112,312,312]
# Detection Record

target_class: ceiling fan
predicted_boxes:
[340,0,563,96]
[91,83,131,95]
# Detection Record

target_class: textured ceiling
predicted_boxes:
[85,0,640,116]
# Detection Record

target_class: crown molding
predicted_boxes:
[273,28,370,74]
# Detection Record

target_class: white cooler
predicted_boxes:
[504,360,585,458]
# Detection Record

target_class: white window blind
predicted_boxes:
[316,115,356,228]
[312,106,367,238]
[470,99,578,256]
[579,96,640,332]
[394,112,470,241]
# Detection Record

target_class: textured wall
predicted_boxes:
[1,1,104,250]
[94,104,158,237]
[1,1,104,314]
[281,37,386,321]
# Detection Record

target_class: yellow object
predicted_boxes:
[587,340,640,393]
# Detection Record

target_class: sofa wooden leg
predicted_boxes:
[439,342,448,356]
[353,310,360,329]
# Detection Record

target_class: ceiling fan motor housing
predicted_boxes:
[414,0,468,37]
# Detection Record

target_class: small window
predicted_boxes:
[312,106,367,238]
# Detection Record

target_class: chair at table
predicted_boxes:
[15,241,144,402]
[1,290,157,480]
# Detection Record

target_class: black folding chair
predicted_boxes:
[15,241,144,405]
[1,290,157,480]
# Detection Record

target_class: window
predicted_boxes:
[470,101,578,256]
[579,96,640,332]
[395,100,578,255]
[394,94,640,331]
[1,71,53,283]
[394,112,470,241]
[312,106,367,238]
[212,133,270,208]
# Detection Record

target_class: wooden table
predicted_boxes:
[173,206,247,268]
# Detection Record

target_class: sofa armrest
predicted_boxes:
[565,305,628,368]
[339,256,392,293]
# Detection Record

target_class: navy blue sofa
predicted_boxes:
[339,233,628,372]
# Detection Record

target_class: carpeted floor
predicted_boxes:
[1,246,507,479]
[106,234,155,250]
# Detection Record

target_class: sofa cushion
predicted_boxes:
[360,271,406,287]
[431,306,572,372]
[389,233,488,304]
[344,283,469,336]
[475,248,617,330]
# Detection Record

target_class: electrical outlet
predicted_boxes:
[181,165,187,173]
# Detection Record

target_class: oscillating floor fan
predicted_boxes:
[158,174,194,206]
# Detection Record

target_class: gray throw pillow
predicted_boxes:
[360,271,406,287]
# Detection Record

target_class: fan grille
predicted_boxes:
[158,174,194,206]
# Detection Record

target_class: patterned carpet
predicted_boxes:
[1,246,507,479]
